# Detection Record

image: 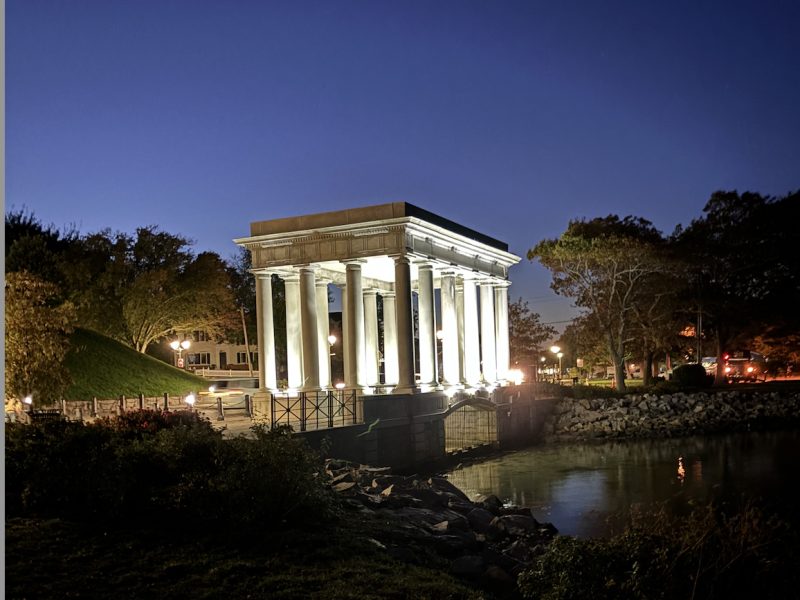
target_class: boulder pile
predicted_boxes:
[545,390,800,440]
[325,460,557,584]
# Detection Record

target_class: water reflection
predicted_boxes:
[446,430,800,537]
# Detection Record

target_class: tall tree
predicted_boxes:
[529,216,668,391]
[5,272,76,403]
[508,297,556,368]
[676,190,800,384]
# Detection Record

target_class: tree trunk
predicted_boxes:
[643,351,655,386]
[714,331,728,386]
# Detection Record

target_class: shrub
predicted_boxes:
[518,501,799,599]
[566,384,618,399]
[5,411,333,531]
[671,363,712,388]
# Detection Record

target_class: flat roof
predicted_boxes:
[250,202,509,252]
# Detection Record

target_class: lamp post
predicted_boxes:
[170,339,191,368]
[550,345,562,383]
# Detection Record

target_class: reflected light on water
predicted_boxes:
[677,456,686,484]
[692,458,703,483]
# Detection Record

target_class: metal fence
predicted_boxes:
[270,390,362,432]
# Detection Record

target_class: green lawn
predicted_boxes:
[64,328,210,400]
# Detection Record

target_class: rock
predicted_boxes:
[484,564,515,584]
[496,514,538,535]
[466,507,496,533]
[332,481,356,493]
[451,555,486,578]
[477,494,504,512]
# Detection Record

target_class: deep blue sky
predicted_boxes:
[7,1,800,327]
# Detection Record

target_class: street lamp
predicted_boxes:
[170,339,191,368]
[550,346,562,383]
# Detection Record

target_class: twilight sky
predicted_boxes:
[7,1,800,328]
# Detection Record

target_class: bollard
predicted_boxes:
[78,406,84,422]
[119,395,126,415]
[92,397,98,417]
[245,394,252,418]
[138,393,145,410]
[61,398,67,417]
[217,397,225,421]
[163,392,169,411]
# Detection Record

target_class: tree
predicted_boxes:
[508,298,556,369]
[5,272,76,403]
[529,216,668,391]
[676,190,800,384]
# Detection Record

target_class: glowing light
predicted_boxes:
[507,368,524,385]
[328,335,337,345]
[23,395,33,405]
[185,394,196,406]
[181,340,191,350]
[436,330,444,341]
[549,345,561,354]
[444,387,458,399]
[335,382,346,390]
[208,385,216,393]
[170,340,180,350]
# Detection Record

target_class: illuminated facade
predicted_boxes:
[235,203,519,394]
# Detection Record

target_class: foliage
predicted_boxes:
[675,190,800,383]
[671,363,713,388]
[63,328,208,399]
[564,384,619,399]
[4,272,76,404]
[529,216,669,392]
[508,297,557,364]
[518,501,799,600]
[5,413,334,531]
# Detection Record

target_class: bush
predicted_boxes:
[671,363,712,388]
[518,501,799,599]
[5,411,333,531]
[565,384,618,399]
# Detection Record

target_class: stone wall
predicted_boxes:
[544,390,800,440]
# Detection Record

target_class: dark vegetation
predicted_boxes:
[7,413,800,599]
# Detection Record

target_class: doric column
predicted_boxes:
[284,273,303,390]
[363,289,380,386]
[417,262,437,386]
[440,270,460,386]
[344,261,365,389]
[299,266,320,391]
[341,287,349,387]
[456,281,465,384]
[462,278,481,386]
[316,280,331,389]
[382,292,399,385]
[255,272,277,391]
[480,280,497,383]
[393,255,418,393]
[494,282,511,382]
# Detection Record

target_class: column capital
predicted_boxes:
[363,288,380,297]
[283,272,300,283]
[381,290,396,298]
[493,279,512,289]
[341,258,366,267]
[297,263,319,273]
[389,253,411,265]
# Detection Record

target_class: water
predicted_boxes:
[446,430,800,537]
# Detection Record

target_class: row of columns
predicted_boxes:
[255,257,511,394]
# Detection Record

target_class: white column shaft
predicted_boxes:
[344,262,365,389]
[256,274,277,390]
[417,264,436,386]
[284,275,303,389]
[382,292,399,385]
[363,290,380,386]
[393,256,417,393]
[480,282,497,383]
[462,279,481,385]
[440,272,459,386]
[299,267,320,391]
[316,281,331,389]
[456,282,465,384]
[494,284,510,382]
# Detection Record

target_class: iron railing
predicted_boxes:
[270,390,361,432]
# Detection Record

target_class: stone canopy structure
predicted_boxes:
[235,203,520,395]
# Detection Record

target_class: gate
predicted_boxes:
[443,397,498,453]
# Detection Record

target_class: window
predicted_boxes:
[187,352,211,365]
[192,331,210,342]
[236,352,258,365]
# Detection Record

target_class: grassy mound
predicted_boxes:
[64,328,209,399]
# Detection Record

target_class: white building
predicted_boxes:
[235,202,520,395]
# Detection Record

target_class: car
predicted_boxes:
[722,351,767,383]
